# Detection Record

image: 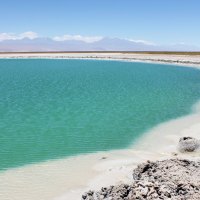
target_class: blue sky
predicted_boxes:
[0,0,200,45]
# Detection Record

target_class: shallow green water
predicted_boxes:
[0,59,200,170]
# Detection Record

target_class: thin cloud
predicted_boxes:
[53,34,103,43]
[19,32,38,39]
[0,32,157,46]
[0,31,38,41]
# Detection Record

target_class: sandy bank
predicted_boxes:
[0,52,200,69]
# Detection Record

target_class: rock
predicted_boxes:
[82,159,200,200]
[178,137,200,152]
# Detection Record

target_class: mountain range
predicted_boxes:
[0,37,199,52]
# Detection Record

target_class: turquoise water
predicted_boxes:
[0,59,200,171]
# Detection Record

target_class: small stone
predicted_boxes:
[172,152,178,156]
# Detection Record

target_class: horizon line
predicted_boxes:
[1,51,200,55]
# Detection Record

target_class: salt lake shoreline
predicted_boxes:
[0,52,200,69]
[0,53,200,200]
